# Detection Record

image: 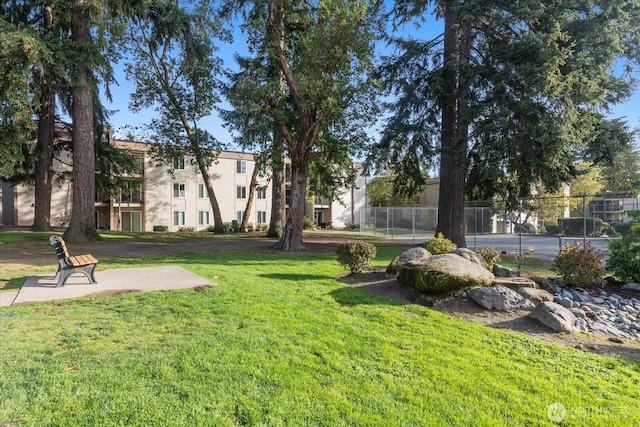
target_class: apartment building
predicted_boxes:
[0,139,365,231]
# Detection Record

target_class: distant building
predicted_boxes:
[0,139,365,231]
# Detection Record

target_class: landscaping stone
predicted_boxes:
[621,283,640,292]
[450,248,488,269]
[529,301,580,333]
[546,279,640,340]
[493,264,520,278]
[397,253,494,295]
[492,277,537,289]
[516,287,554,304]
[386,247,432,276]
[469,285,535,311]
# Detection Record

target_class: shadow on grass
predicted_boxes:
[0,276,27,291]
[258,273,329,281]
[328,286,409,307]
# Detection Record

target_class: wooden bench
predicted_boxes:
[49,236,99,287]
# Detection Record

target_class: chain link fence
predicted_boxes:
[358,194,640,258]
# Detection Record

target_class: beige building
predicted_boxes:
[0,140,364,231]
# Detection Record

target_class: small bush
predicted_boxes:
[544,222,560,235]
[477,246,501,270]
[336,241,377,273]
[611,221,633,237]
[344,223,359,231]
[207,225,216,233]
[153,225,168,232]
[303,216,316,230]
[607,213,640,282]
[425,233,457,255]
[222,222,234,233]
[177,226,196,233]
[552,242,606,289]
[255,223,268,232]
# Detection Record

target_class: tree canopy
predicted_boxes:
[368,0,640,246]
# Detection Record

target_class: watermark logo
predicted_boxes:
[548,403,567,423]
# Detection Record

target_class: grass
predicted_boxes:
[1,238,639,425]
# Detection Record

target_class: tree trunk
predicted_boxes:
[240,162,260,231]
[436,0,467,248]
[64,0,99,243]
[193,153,223,233]
[272,159,307,250]
[266,4,286,238]
[32,2,55,232]
[267,135,286,238]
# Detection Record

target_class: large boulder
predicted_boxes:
[528,302,579,333]
[450,248,488,270]
[397,253,495,295]
[386,247,432,276]
[469,285,535,311]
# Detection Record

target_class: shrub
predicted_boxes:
[303,216,316,230]
[177,226,196,233]
[544,222,560,235]
[607,212,640,282]
[611,221,633,237]
[344,223,359,231]
[552,242,606,289]
[153,225,168,232]
[207,225,216,233]
[336,241,377,273]
[246,222,255,232]
[477,246,501,270]
[222,222,234,233]
[425,233,457,255]
[255,223,268,232]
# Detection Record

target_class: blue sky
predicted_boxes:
[103,13,640,150]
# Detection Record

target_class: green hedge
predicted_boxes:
[558,217,604,236]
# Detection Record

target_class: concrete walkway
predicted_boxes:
[0,265,215,306]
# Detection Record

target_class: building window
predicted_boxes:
[236,160,246,174]
[173,211,186,226]
[173,156,185,170]
[256,186,267,200]
[173,183,186,198]
[198,210,210,225]
[236,185,247,199]
[257,211,267,224]
[236,211,243,223]
[198,183,207,199]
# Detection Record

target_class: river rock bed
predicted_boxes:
[549,278,640,339]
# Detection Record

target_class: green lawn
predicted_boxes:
[0,239,638,426]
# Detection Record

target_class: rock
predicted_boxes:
[386,247,432,276]
[557,298,574,308]
[622,283,640,292]
[493,264,521,278]
[528,302,579,333]
[589,321,626,337]
[397,253,495,295]
[492,277,538,289]
[469,285,535,311]
[450,248,488,269]
[608,337,625,344]
[569,308,586,319]
[516,287,554,304]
